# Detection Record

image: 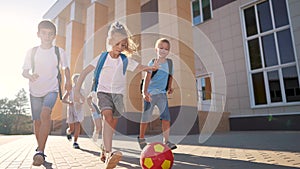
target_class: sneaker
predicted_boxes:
[100,144,106,163]
[165,141,177,150]
[73,142,80,149]
[137,136,147,150]
[32,152,46,166]
[105,151,122,169]
[66,129,72,141]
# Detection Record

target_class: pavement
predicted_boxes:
[0,131,299,169]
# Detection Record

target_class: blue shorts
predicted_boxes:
[141,93,170,122]
[30,92,58,120]
[92,111,102,120]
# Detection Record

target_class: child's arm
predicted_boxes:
[86,95,96,112]
[135,59,159,72]
[63,67,72,92]
[74,65,94,103]
[22,69,39,82]
[167,75,174,94]
[61,91,72,105]
[142,72,152,102]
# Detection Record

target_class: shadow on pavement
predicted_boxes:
[180,131,300,152]
[173,153,296,169]
[79,148,100,156]
[43,161,53,169]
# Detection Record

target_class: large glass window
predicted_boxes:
[242,0,300,107]
[191,0,212,25]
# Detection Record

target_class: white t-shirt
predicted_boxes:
[22,46,69,97]
[89,53,139,94]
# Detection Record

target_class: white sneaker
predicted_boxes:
[105,151,122,169]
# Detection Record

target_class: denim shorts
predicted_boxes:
[97,92,124,118]
[30,92,58,120]
[92,111,102,120]
[141,93,170,122]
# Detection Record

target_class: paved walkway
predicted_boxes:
[0,131,299,169]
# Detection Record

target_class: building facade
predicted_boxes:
[44,0,300,135]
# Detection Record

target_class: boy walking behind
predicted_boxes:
[22,20,71,166]
[138,38,177,150]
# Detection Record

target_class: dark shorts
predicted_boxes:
[97,92,124,118]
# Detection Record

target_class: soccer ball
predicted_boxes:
[140,142,174,169]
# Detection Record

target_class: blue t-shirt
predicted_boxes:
[147,60,173,95]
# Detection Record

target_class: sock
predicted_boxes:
[66,128,71,135]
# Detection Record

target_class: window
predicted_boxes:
[242,0,300,107]
[191,0,212,25]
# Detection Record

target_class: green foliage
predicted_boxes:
[0,89,33,135]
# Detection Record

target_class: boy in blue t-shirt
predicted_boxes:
[138,38,177,150]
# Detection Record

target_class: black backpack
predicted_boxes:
[140,58,173,93]
[31,46,63,100]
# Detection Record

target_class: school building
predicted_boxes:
[44,0,300,135]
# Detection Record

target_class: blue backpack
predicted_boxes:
[91,52,128,91]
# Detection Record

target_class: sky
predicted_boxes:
[0,0,57,99]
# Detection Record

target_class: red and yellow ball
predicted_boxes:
[140,142,174,169]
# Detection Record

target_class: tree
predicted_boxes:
[0,89,32,134]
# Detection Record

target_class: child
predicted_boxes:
[87,91,105,162]
[86,91,102,143]
[22,20,72,166]
[138,38,177,150]
[62,73,85,149]
[73,21,158,168]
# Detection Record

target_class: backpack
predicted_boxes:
[140,58,173,93]
[31,46,63,100]
[91,52,128,92]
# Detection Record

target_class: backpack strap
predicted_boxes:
[54,46,63,100]
[166,58,173,76]
[31,46,38,73]
[92,52,108,92]
[165,58,173,90]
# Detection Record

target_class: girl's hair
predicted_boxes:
[155,38,170,49]
[38,20,56,34]
[72,73,80,84]
[106,21,138,56]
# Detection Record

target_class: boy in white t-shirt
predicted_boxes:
[22,20,72,166]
